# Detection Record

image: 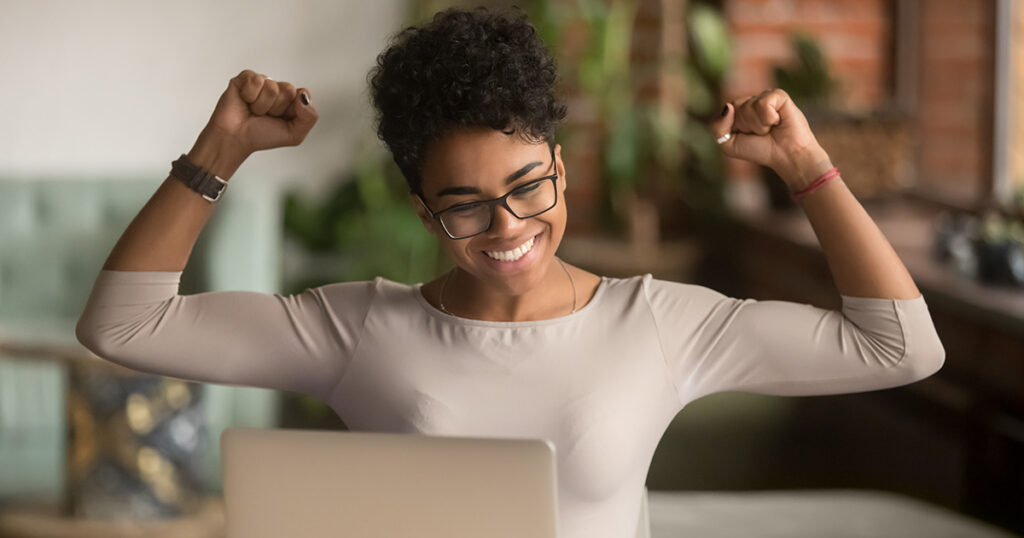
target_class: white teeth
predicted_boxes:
[485,236,535,262]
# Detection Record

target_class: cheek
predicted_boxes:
[442,237,475,261]
[540,207,568,243]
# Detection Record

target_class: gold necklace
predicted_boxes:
[438,258,577,317]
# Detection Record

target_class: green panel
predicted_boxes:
[0,175,283,499]
[0,357,67,502]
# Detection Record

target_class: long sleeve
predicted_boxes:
[76,270,375,400]
[642,276,945,403]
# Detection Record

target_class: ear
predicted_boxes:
[555,143,566,193]
[410,194,437,234]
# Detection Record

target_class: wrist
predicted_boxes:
[777,145,833,192]
[187,126,249,180]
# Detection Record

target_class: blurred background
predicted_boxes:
[1,0,1023,536]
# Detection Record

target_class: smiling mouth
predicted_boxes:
[483,235,536,262]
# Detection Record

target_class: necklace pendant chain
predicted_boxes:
[439,257,578,317]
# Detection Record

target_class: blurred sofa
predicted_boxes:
[0,174,283,501]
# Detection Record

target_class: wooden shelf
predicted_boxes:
[0,497,225,538]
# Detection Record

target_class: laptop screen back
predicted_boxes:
[220,427,559,538]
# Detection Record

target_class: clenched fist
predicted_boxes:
[187,69,319,180]
[710,88,832,190]
[207,69,319,154]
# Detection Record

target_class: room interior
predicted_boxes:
[0,0,1022,536]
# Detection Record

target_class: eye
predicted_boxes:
[447,202,482,214]
[511,181,542,196]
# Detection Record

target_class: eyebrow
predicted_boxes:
[435,159,545,198]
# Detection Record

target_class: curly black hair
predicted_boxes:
[368,7,568,195]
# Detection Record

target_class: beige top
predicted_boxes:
[76,270,945,538]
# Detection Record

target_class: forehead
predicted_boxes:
[420,128,550,194]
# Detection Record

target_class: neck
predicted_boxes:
[442,258,575,322]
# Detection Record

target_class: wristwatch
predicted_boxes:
[170,153,229,203]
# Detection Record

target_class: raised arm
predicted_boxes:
[644,90,944,402]
[102,69,317,271]
[76,70,349,397]
[711,89,920,300]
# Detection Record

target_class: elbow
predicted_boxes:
[76,311,110,359]
[899,333,946,384]
[76,308,131,363]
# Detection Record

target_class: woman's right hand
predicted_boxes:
[203,69,319,157]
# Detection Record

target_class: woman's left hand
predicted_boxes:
[710,88,834,190]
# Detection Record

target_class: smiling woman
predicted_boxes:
[366,8,592,322]
[76,6,945,538]
[410,128,591,321]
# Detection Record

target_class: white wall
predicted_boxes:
[0,0,407,195]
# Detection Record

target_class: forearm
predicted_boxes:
[102,127,248,272]
[785,149,921,300]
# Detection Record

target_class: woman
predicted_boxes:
[77,7,945,538]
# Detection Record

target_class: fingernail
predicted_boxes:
[300,92,310,106]
[721,104,729,117]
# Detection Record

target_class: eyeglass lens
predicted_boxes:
[440,178,556,238]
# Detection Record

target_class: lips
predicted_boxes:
[483,236,536,262]
[476,232,542,271]
[481,234,538,253]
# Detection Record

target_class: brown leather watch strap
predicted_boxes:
[170,153,229,203]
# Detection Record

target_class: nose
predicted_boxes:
[487,202,525,236]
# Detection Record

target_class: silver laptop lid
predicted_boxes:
[221,427,559,538]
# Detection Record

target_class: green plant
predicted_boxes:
[773,32,836,109]
[526,0,732,234]
[678,2,732,226]
[282,145,444,294]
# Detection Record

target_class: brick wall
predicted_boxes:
[1013,1,1024,191]
[507,0,996,232]
[723,0,892,111]
[915,0,995,203]
[720,0,894,185]
[721,0,996,206]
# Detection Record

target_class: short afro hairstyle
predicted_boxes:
[368,7,568,195]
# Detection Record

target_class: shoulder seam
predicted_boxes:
[325,278,379,401]
[640,276,686,407]
[893,298,911,366]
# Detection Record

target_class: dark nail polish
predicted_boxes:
[721,104,729,117]
[301,93,310,105]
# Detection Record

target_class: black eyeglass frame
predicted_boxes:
[416,146,559,240]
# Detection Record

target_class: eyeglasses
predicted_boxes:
[417,147,559,240]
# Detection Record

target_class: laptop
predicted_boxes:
[220,427,560,538]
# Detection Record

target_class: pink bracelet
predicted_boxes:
[790,167,839,202]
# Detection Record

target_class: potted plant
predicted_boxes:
[527,0,732,250]
[767,33,913,209]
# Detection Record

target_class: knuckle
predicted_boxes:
[247,74,263,90]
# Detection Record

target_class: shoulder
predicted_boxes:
[306,277,405,309]
[597,273,722,297]
[629,275,743,313]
